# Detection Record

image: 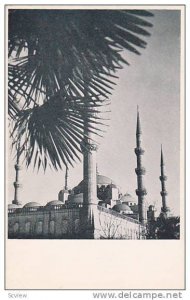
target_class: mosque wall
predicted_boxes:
[94,206,146,239]
[8,205,145,239]
[8,207,82,239]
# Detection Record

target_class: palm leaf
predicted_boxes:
[8,9,153,107]
[8,9,153,169]
[11,92,106,170]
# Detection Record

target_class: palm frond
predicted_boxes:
[8,9,153,106]
[8,89,21,119]
[8,9,153,170]
[11,92,106,170]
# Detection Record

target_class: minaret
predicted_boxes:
[58,166,69,203]
[12,141,22,205]
[80,116,98,238]
[65,166,68,190]
[96,163,99,175]
[81,128,98,205]
[134,108,147,224]
[159,146,170,217]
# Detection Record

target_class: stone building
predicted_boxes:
[7,110,170,239]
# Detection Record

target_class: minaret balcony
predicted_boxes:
[80,139,98,153]
[161,206,170,213]
[15,164,22,171]
[13,182,22,188]
[134,147,145,155]
[160,190,168,197]
[12,200,22,206]
[159,175,167,181]
[136,188,147,196]
[135,167,146,175]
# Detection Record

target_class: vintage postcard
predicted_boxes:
[5,5,185,289]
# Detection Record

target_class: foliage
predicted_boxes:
[146,216,180,239]
[8,9,153,169]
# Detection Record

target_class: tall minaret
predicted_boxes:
[58,166,69,203]
[134,108,147,224]
[12,141,22,205]
[80,114,98,238]
[82,126,98,206]
[159,145,170,217]
[65,166,68,190]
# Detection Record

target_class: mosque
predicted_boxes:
[7,111,171,239]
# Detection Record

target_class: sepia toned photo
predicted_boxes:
[5,5,185,289]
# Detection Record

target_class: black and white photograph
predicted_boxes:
[5,4,185,290]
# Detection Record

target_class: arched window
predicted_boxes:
[62,220,68,234]
[25,222,31,234]
[49,220,55,235]
[13,222,19,233]
[36,221,43,235]
[74,219,80,233]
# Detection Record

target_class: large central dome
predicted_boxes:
[77,174,117,189]
[68,174,120,204]
[71,174,119,199]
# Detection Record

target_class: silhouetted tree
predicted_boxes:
[8,9,153,170]
[147,216,180,239]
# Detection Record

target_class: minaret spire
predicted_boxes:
[12,139,22,205]
[134,108,147,224]
[136,105,142,136]
[161,144,164,166]
[96,163,99,175]
[58,166,69,203]
[65,166,68,190]
[159,145,170,217]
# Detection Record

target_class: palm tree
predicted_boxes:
[8,9,153,170]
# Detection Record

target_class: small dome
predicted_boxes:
[112,203,132,213]
[8,204,19,209]
[77,174,117,189]
[97,175,116,186]
[46,200,64,206]
[24,202,41,208]
[120,193,137,204]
